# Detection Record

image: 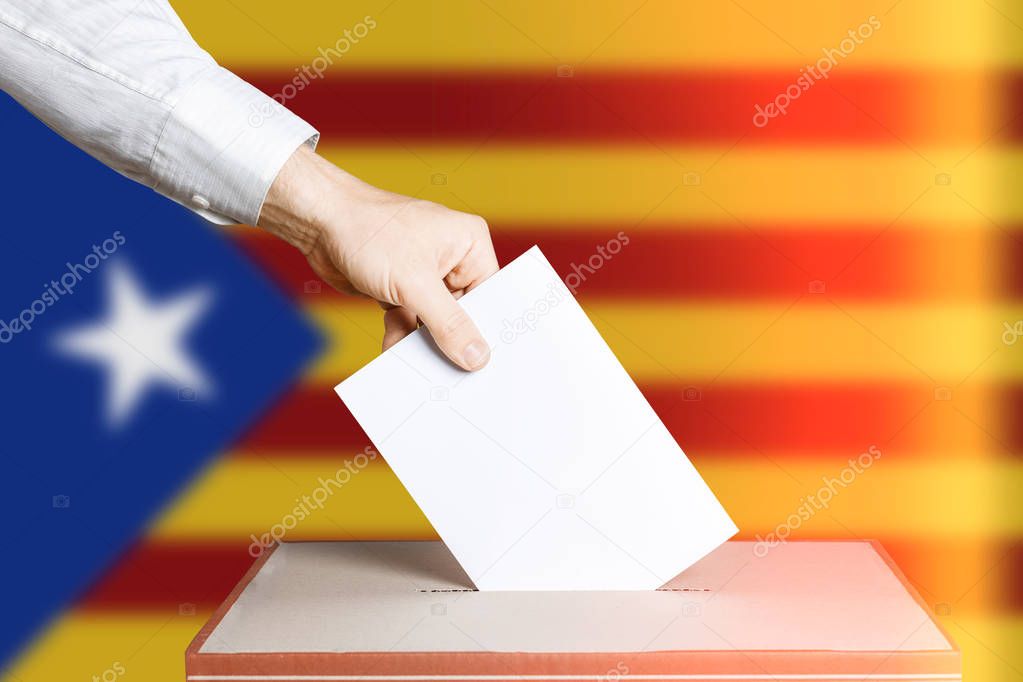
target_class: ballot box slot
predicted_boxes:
[187,541,961,677]
[412,586,713,593]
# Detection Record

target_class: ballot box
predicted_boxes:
[187,540,959,681]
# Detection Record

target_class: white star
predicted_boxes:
[54,261,215,429]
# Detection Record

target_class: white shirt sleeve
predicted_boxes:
[0,0,319,225]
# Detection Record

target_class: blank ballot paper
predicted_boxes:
[336,246,737,590]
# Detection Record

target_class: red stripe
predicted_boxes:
[1001,234,1023,298]
[78,541,255,611]
[232,227,1013,302]
[235,383,1020,455]
[77,538,1021,612]
[242,70,989,144]
[1002,386,1023,453]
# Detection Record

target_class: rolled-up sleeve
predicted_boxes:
[0,0,318,225]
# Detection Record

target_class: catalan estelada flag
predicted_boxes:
[3,1,1021,680]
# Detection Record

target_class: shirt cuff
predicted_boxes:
[149,64,319,225]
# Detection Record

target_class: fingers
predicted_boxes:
[381,305,418,351]
[379,285,465,354]
[403,277,490,371]
[444,229,500,293]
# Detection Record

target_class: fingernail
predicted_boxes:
[462,340,490,370]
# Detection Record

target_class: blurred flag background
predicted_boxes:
[4,0,1021,679]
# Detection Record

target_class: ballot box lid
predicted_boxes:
[187,540,959,680]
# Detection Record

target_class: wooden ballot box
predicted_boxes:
[187,540,959,681]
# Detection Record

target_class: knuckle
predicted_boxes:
[391,271,424,305]
[447,270,471,291]
[389,281,411,308]
[442,306,473,336]
[411,198,437,214]
[470,214,489,234]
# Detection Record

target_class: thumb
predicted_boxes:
[404,278,490,371]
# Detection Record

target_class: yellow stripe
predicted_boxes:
[3,612,202,682]
[174,0,1021,68]
[148,455,432,541]
[3,606,1019,682]
[146,456,1019,540]
[304,300,1023,383]
[942,615,1023,678]
[311,145,1016,227]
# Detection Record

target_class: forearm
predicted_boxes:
[0,0,317,225]
[258,145,354,254]
[258,144,431,277]
[0,0,497,371]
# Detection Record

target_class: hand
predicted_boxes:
[258,144,498,371]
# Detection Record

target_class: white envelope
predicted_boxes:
[336,246,737,590]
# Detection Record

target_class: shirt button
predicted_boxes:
[191,194,210,210]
